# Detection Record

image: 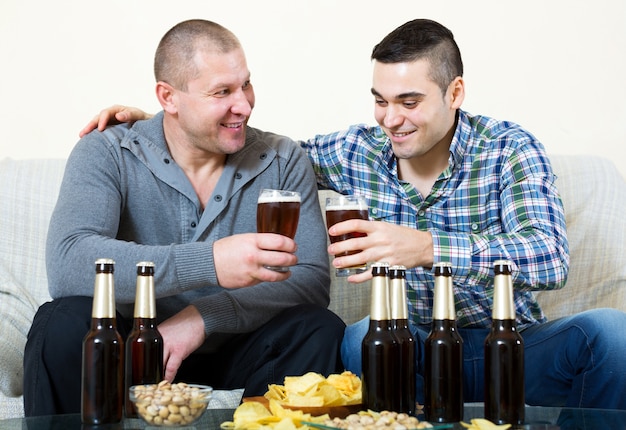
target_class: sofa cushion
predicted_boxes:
[0,158,65,306]
[535,155,626,320]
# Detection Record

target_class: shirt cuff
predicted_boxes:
[429,229,472,279]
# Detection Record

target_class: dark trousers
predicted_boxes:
[23,296,345,416]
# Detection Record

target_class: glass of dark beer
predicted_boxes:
[325,194,369,276]
[257,189,301,272]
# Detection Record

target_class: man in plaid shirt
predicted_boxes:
[81,19,626,410]
[313,18,626,411]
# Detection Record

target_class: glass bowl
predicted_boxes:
[129,382,212,427]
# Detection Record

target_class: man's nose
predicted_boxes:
[231,89,253,116]
[383,105,404,129]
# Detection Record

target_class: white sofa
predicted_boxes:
[1,155,625,419]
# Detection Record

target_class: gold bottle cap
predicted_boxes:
[492,260,516,320]
[432,262,455,320]
[370,262,391,321]
[134,261,157,318]
[92,259,116,318]
[389,265,408,320]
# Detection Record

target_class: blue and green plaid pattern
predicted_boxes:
[303,110,569,329]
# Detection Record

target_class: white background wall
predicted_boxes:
[1,0,625,177]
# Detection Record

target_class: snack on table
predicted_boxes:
[129,380,212,427]
[460,418,511,429]
[265,371,361,407]
[221,402,439,430]
[220,399,330,429]
[322,410,434,429]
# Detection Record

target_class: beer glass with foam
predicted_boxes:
[257,189,301,272]
[325,194,369,276]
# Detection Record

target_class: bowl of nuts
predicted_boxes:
[129,381,212,427]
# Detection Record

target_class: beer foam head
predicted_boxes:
[258,189,301,203]
[325,195,367,211]
[326,202,367,211]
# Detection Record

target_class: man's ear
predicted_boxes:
[156,81,178,114]
[449,76,465,109]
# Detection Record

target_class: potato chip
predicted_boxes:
[273,418,299,430]
[233,401,273,427]
[317,385,342,406]
[460,418,512,429]
[267,384,286,399]
[326,372,360,393]
[284,372,325,394]
[264,371,362,408]
[285,393,325,407]
[222,398,333,429]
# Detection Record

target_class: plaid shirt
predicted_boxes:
[303,109,569,329]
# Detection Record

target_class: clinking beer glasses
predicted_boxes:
[257,189,301,272]
[325,194,369,276]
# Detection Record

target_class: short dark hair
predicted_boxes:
[371,19,463,94]
[154,19,241,91]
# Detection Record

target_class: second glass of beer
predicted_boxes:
[325,194,369,276]
[257,189,301,272]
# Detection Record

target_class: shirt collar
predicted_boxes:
[448,109,472,170]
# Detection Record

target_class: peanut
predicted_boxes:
[130,381,211,427]
[324,410,434,429]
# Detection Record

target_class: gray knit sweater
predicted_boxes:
[46,112,330,340]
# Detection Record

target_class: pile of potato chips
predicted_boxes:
[220,372,362,429]
[265,371,361,407]
[220,398,329,429]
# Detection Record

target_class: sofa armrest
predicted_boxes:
[0,264,39,397]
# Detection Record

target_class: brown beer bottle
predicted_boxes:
[484,260,525,425]
[424,262,463,423]
[361,262,400,412]
[389,265,416,415]
[124,261,164,417]
[81,259,124,425]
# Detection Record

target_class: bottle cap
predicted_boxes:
[136,261,155,276]
[134,262,157,318]
[492,260,516,320]
[370,262,391,320]
[389,265,408,320]
[95,258,115,273]
[92,259,116,318]
[433,262,455,320]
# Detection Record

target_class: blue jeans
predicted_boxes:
[341,308,626,409]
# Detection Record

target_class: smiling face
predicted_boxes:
[372,58,463,162]
[162,47,255,157]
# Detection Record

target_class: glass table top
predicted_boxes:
[1,405,625,429]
